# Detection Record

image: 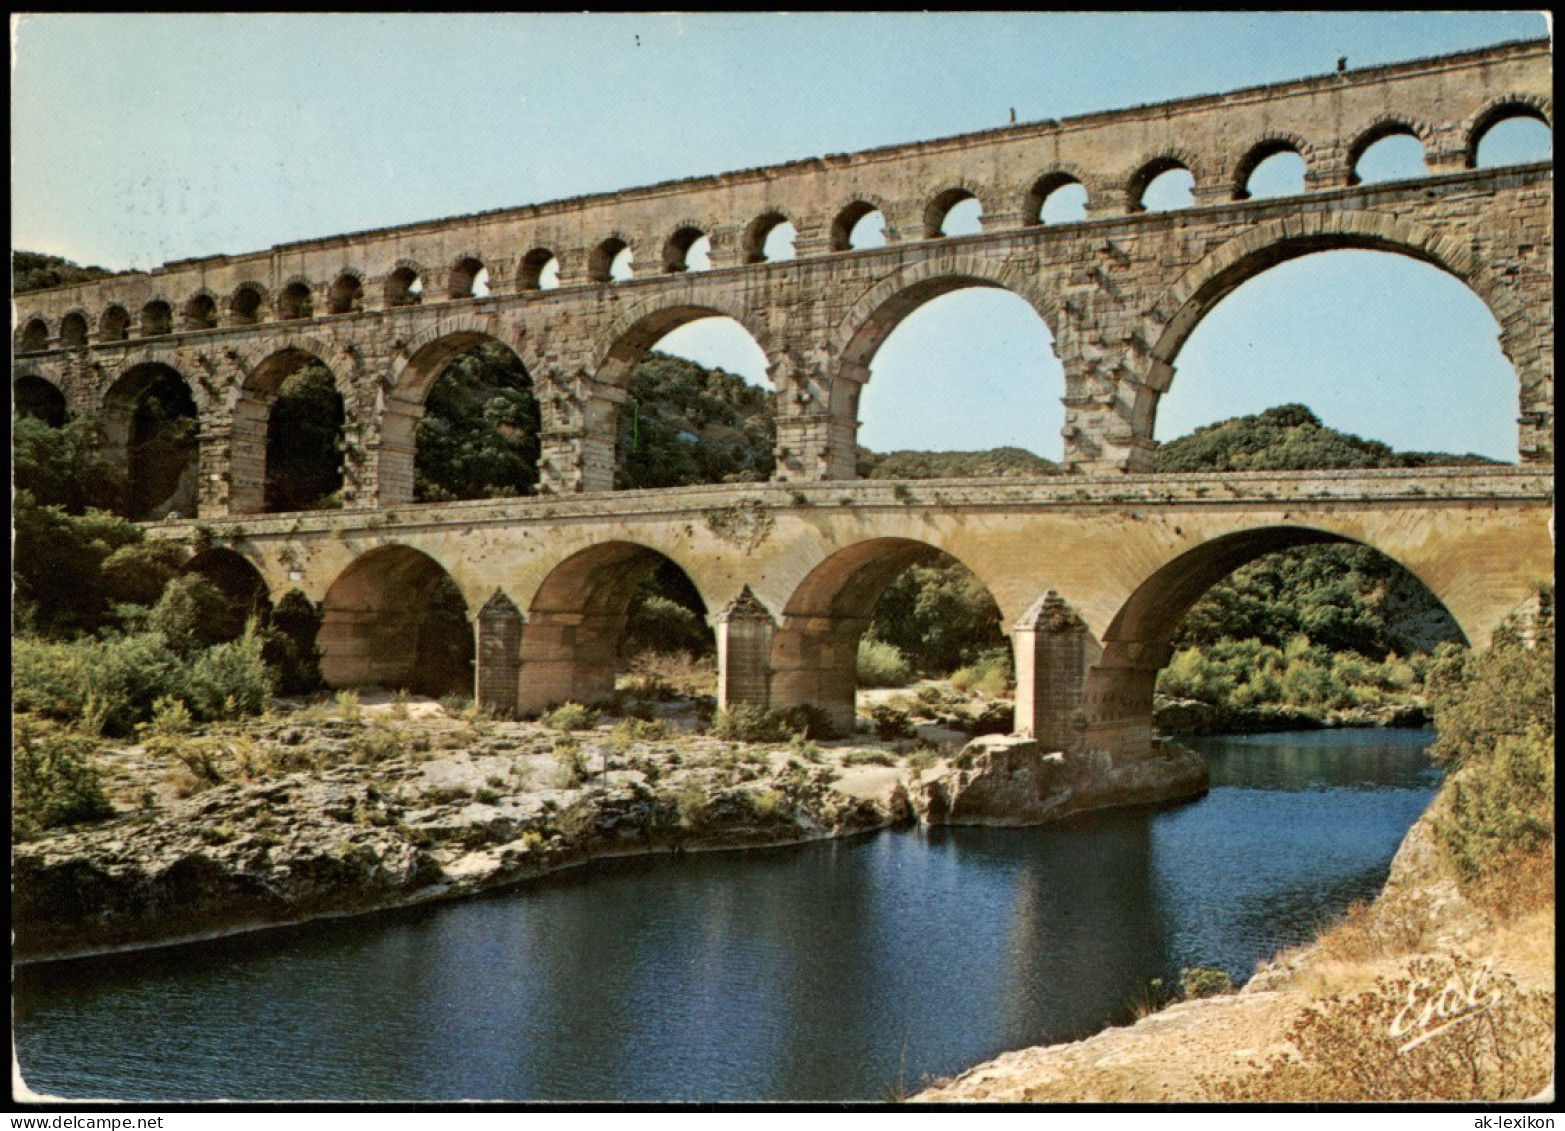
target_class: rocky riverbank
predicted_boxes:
[13,699,909,962]
[14,693,1217,963]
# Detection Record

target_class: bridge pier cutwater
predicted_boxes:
[15,40,1553,811]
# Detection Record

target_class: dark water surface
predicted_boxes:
[14,729,1440,1102]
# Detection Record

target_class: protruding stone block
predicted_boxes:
[715,586,776,711]
[474,589,524,716]
[1012,590,1100,751]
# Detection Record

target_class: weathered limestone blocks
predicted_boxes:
[913,734,1209,827]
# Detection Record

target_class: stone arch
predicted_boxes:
[17,316,50,353]
[518,248,559,290]
[661,220,712,273]
[101,360,202,519]
[589,234,634,283]
[828,193,895,250]
[1345,115,1434,183]
[182,290,219,331]
[384,260,424,308]
[1125,150,1204,212]
[591,292,774,389]
[1022,167,1092,224]
[834,253,1061,387]
[1230,134,1317,199]
[139,299,173,338]
[230,282,268,326]
[183,546,273,635]
[277,277,315,320]
[447,253,486,299]
[224,337,357,515]
[1139,211,1530,450]
[921,183,990,238]
[328,270,365,314]
[379,318,542,506]
[14,372,69,426]
[769,537,1006,735]
[99,304,131,342]
[59,310,90,349]
[318,543,474,695]
[228,334,359,406]
[1464,95,1554,167]
[742,209,796,263]
[518,540,714,714]
[1082,525,1472,757]
[386,315,538,405]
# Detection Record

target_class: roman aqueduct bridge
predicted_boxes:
[13,39,1554,787]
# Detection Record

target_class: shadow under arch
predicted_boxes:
[518,540,712,715]
[229,344,348,515]
[1138,213,1532,455]
[769,537,1002,736]
[319,544,473,696]
[103,361,200,520]
[1082,525,1470,756]
[183,546,273,639]
[14,373,68,427]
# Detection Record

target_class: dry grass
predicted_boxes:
[1204,953,1554,1102]
[1314,890,1434,964]
[623,651,717,698]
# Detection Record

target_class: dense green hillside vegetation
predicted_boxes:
[14,250,118,294]
[1152,403,1498,473]
[858,447,1059,479]
[616,352,775,489]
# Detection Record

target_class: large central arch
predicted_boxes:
[1136,212,1540,455]
[1077,526,1470,758]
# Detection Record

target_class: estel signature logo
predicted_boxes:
[1389,960,1502,1053]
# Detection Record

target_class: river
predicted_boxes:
[14,728,1440,1103]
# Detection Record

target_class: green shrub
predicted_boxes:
[543,701,600,732]
[1436,725,1554,898]
[553,740,590,786]
[1425,617,1554,913]
[864,702,915,740]
[857,638,913,688]
[140,695,194,738]
[709,704,798,743]
[335,690,362,721]
[844,749,898,767]
[12,716,115,839]
[1180,966,1235,1000]
[14,631,181,737]
[183,625,273,721]
[150,574,242,657]
[348,722,409,765]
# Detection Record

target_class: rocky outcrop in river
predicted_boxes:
[911,735,1209,825]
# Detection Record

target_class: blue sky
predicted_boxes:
[11,12,1550,461]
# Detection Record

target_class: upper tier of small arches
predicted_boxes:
[14,79,1550,353]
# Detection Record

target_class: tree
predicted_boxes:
[266,363,345,511]
[13,415,125,514]
[415,344,541,501]
[615,352,775,489]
